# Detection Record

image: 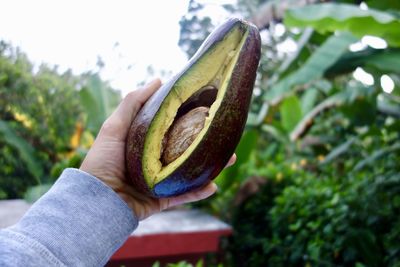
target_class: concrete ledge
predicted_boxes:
[0,199,32,228]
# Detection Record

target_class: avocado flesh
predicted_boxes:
[143,27,249,188]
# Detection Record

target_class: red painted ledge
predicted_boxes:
[112,229,232,260]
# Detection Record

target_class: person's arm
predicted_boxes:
[0,79,235,267]
[0,168,137,267]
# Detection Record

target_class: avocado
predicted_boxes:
[126,18,261,197]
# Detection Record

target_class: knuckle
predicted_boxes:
[100,117,124,135]
[126,91,138,99]
[124,91,140,103]
[122,91,142,111]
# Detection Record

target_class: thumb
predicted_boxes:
[98,78,162,141]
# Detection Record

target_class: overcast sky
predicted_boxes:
[0,0,200,95]
[0,0,393,95]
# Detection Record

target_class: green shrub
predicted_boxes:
[179,1,400,266]
[0,41,120,200]
[231,169,400,267]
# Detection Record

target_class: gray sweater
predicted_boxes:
[0,168,139,266]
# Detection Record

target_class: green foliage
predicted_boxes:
[230,175,298,266]
[0,144,36,199]
[0,42,81,198]
[232,170,400,267]
[79,74,121,134]
[285,3,400,47]
[280,95,302,132]
[363,49,400,73]
[0,120,43,182]
[266,32,358,102]
[215,130,259,191]
[152,260,209,267]
[301,88,319,115]
[0,41,120,200]
[367,0,400,11]
[180,0,400,266]
[326,48,400,76]
[230,109,400,265]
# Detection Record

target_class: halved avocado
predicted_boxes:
[126,18,261,197]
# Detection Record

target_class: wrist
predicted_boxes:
[78,167,137,216]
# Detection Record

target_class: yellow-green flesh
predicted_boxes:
[143,26,249,188]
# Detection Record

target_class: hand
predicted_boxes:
[80,79,236,220]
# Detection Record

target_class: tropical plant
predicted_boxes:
[179,0,400,265]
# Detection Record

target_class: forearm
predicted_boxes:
[0,168,138,267]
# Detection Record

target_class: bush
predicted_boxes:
[0,42,82,198]
[0,41,120,200]
[231,169,400,267]
[179,2,400,265]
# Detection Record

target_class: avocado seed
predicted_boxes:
[162,106,209,165]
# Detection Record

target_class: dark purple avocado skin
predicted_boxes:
[126,18,261,198]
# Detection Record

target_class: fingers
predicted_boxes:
[160,183,218,210]
[118,78,162,121]
[158,154,236,211]
[225,153,237,168]
[98,78,162,140]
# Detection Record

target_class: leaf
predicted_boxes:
[366,0,400,12]
[261,125,289,144]
[325,47,380,76]
[345,229,380,265]
[280,95,302,132]
[24,184,52,203]
[291,84,375,141]
[246,102,269,126]
[195,260,203,267]
[365,49,400,73]
[274,27,314,80]
[377,95,400,118]
[301,88,319,115]
[285,3,400,47]
[79,74,121,134]
[79,89,101,133]
[326,48,400,76]
[265,32,357,103]
[320,137,356,165]
[290,94,345,141]
[341,96,377,127]
[0,120,43,182]
[215,130,259,190]
[353,142,400,171]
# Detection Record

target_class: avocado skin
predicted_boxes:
[126,18,261,197]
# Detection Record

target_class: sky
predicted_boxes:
[0,0,193,95]
[0,0,394,95]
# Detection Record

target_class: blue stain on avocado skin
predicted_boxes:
[153,168,213,197]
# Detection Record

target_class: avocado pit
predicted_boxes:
[160,85,218,165]
[175,85,218,118]
[161,106,210,165]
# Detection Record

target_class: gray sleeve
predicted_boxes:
[0,168,138,267]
